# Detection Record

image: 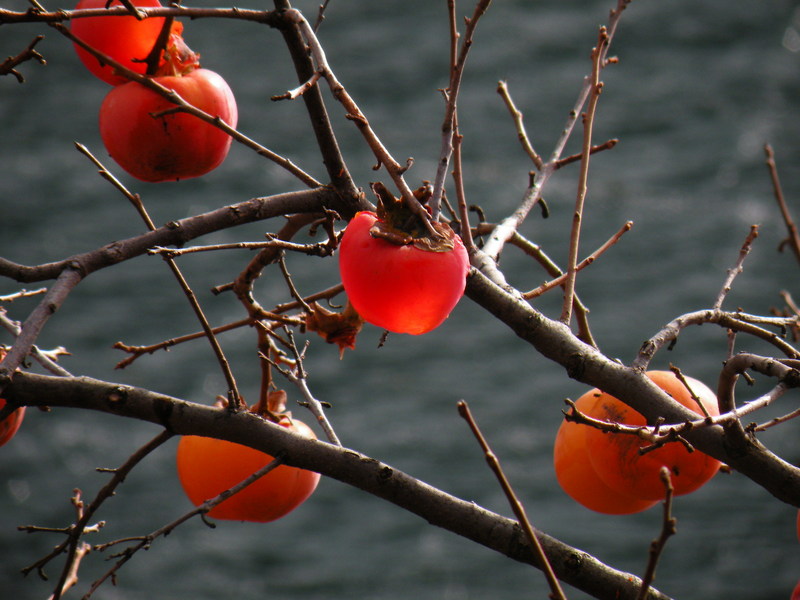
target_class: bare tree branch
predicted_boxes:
[4,370,673,600]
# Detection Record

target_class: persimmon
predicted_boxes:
[0,349,25,448]
[338,210,469,335]
[0,397,25,448]
[98,34,238,182]
[176,413,319,523]
[554,391,658,514]
[583,371,721,501]
[71,0,180,86]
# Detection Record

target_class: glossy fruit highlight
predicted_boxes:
[338,210,469,335]
[176,416,319,523]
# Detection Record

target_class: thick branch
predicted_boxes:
[269,1,367,218]
[4,370,670,600]
[0,188,338,284]
[464,269,800,506]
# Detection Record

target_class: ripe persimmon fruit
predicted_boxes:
[554,370,721,513]
[583,371,721,501]
[554,390,658,514]
[176,410,319,523]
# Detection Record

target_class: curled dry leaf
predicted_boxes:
[304,301,364,357]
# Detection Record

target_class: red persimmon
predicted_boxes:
[176,416,319,523]
[0,349,25,448]
[583,370,721,501]
[71,0,178,86]
[98,36,238,182]
[338,211,469,335]
[0,398,25,448]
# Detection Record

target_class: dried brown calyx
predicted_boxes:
[369,181,458,253]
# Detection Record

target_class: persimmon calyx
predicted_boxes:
[154,32,200,77]
[214,391,291,424]
[369,181,458,252]
[369,219,459,253]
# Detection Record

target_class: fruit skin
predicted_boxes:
[554,390,658,514]
[176,418,320,523]
[796,509,800,543]
[338,211,469,335]
[583,371,721,501]
[72,0,171,86]
[0,398,25,448]
[99,67,238,182]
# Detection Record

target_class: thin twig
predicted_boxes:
[75,143,243,409]
[312,0,333,31]
[561,25,609,325]
[83,453,287,599]
[457,400,566,600]
[637,468,676,600]
[712,225,759,311]
[113,282,344,370]
[523,220,633,299]
[480,0,630,264]
[0,287,47,302]
[0,308,72,376]
[764,144,800,264]
[430,0,494,220]
[451,128,477,253]
[1,5,276,24]
[562,398,695,453]
[261,326,340,445]
[554,138,619,169]
[0,34,46,82]
[148,237,334,259]
[634,309,800,371]
[753,406,800,431]
[497,80,544,170]
[20,431,173,600]
[276,252,313,313]
[279,9,435,235]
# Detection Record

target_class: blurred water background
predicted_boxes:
[1,0,800,598]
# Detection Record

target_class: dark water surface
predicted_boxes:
[2,0,799,598]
